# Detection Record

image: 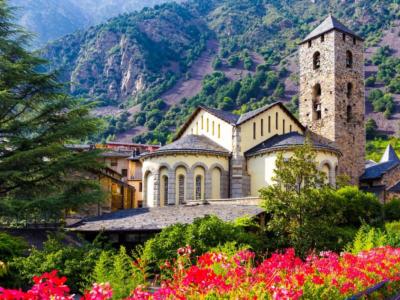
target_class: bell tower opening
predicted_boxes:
[312,84,322,120]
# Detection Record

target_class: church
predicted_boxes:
[140,15,371,207]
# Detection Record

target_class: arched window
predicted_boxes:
[347,105,352,122]
[347,82,353,98]
[312,84,322,120]
[195,175,202,200]
[346,51,353,68]
[313,52,321,70]
[321,163,331,185]
[178,174,185,204]
[211,167,222,199]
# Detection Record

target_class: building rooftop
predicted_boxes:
[361,144,400,181]
[200,106,240,125]
[380,144,400,163]
[301,14,363,44]
[69,204,264,232]
[245,132,340,157]
[142,134,230,158]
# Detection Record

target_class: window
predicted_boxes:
[353,37,356,45]
[196,122,199,134]
[253,122,256,139]
[121,169,128,177]
[201,116,204,129]
[308,40,312,48]
[195,175,202,200]
[347,82,353,98]
[313,51,321,70]
[218,124,221,138]
[110,158,118,167]
[268,116,271,133]
[289,124,292,132]
[275,112,278,130]
[342,33,346,41]
[178,175,185,204]
[139,182,142,192]
[206,118,209,132]
[282,119,285,134]
[346,50,353,68]
[321,34,324,42]
[212,121,215,135]
[163,176,168,206]
[312,84,322,120]
[261,119,264,136]
[347,105,352,122]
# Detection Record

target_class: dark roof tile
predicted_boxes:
[245,132,339,157]
[360,160,400,180]
[69,204,264,232]
[301,15,363,43]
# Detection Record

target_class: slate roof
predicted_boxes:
[174,102,305,140]
[100,151,132,158]
[245,132,340,157]
[360,160,400,180]
[380,144,400,163]
[200,106,240,125]
[388,181,400,193]
[69,204,264,232]
[301,15,363,44]
[361,145,400,181]
[142,134,230,158]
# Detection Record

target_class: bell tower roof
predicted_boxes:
[301,14,363,44]
[380,144,400,163]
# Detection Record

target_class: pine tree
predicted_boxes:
[0,1,103,220]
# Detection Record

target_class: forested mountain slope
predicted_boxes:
[40,0,400,143]
[10,0,180,48]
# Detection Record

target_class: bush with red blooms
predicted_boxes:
[1,246,400,299]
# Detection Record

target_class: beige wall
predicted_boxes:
[181,110,234,151]
[239,105,304,154]
[247,149,339,197]
[103,157,130,177]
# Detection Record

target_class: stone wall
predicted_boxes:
[299,29,365,184]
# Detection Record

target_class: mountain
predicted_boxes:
[39,0,400,143]
[10,0,181,48]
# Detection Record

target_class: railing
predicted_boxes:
[347,279,400,299]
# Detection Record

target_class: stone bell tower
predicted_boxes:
[299,15,365,184]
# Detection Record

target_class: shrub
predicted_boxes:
[141,215,266,270]
[92,246,148,299]
[0,233,28,262]
[384,198,400,221]
[7,235,104,292]
[335,186,383,227]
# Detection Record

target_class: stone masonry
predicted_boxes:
[299,28,365,184]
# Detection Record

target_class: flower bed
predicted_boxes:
[1,246,400,299]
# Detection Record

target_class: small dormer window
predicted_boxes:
[313,51,321,70]
[346,50,353,68]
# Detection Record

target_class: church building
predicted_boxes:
[140,15,368,207]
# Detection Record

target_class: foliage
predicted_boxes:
[384,198,400,221]
[0,233,28,263]
[366,137,400,162]
[0,1,104,218]
[367,89,395,118]
[92,246,148,299]
[141,215,266,271]
[335,186,383,227]
[6,235,104,292]
[346,222,400,254]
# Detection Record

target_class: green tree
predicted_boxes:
[0,2,103,219]
[260,137,344,255]
[366,118,378,140]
